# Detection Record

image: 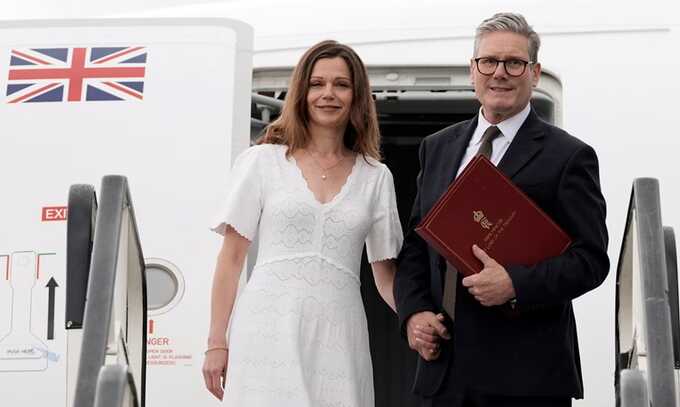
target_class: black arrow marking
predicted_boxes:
[46,277,59,340]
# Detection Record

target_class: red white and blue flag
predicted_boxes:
[6,47,147,103]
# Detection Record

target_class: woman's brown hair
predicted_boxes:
[257,40,381,160]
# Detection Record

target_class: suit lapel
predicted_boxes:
[446,117,478,184]
[498,109,546,179]
[425,116,477,213]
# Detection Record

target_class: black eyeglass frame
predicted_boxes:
[473,57,535,77]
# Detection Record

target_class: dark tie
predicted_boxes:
[441,126,502,319]
[477,125,502,159]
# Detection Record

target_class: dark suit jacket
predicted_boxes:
[394,108,609,399]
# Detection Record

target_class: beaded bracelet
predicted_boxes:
[204,346,228,355]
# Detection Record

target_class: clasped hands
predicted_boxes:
[406,245,516,361]
[406,311,449,361]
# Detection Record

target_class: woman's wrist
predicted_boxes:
[207,333,228,347]
[204,346,229,355]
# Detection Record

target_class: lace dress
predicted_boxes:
[211,144,403,407]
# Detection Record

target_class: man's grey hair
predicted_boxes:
[474,12,540,63]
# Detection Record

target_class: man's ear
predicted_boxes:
[532,62,542,87]
[469,58,476,85]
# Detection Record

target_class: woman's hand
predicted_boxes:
[202,348,229,400]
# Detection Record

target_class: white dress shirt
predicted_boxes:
[455,103,531,178]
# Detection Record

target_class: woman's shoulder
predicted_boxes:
[360,155,392,177]
[235,143,285,163]
[243,142,287,155]
[356,155,395,191]
[360,154,385,169]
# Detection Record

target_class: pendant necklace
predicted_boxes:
[306,149,346,181]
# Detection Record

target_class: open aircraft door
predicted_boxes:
[0,18,252,407]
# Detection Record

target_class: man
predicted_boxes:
[394,12,609,407]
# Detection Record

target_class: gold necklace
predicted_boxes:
[305,149,347,181]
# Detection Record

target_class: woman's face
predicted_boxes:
[306,57,353,131]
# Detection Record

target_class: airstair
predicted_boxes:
[616,178,679,407]
[67,176,147,407]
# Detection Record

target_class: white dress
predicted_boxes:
[212,144,403,407]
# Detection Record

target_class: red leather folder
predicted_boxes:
[415,155,572,277]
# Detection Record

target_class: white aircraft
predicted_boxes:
[0,1,678,406]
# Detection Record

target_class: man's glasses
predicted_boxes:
[473,57,533,77]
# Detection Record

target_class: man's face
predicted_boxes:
[470,31,541,124]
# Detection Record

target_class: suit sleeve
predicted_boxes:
[507,144,609,305]
[395,138,438,336]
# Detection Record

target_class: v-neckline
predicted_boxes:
[287,147,360,207]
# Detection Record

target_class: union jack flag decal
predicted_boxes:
[6,47,147,103]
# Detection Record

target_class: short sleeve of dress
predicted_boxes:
[365,165,404,263]
[210,145,264,241]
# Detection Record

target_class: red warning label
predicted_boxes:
[42,206,68,221]
[146,320,194,367]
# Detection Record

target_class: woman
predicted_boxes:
[202,40,402,406]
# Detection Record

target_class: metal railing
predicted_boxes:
[65,184,97,407]
[616,178,678,407]
[69,175,147,407]
[93,365,141,407]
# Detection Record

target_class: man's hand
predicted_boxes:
[462,245,516,306]
[406,311,451,361]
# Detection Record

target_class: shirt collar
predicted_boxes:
[472,103,531,146]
